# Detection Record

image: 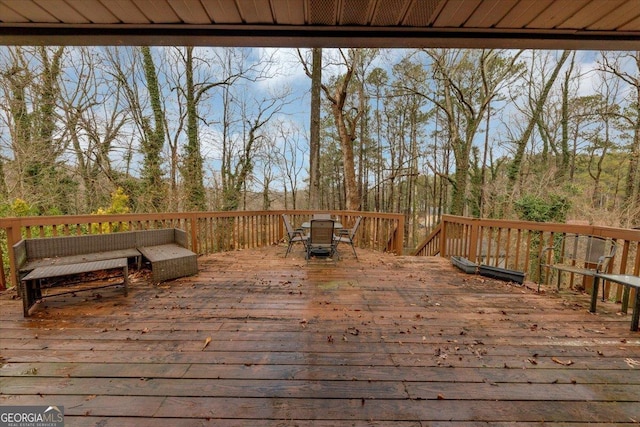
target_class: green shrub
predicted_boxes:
[91,188,131,233]
[514,193,571,282]
[514,193,570,223]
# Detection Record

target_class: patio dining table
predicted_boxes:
[300,220,343,230]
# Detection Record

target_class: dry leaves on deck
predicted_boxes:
[202,336,212,351]
[625,358,640,368]
[551,357,574,366]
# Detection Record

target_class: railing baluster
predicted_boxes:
[505,228,512,269]
[514,228,520,270]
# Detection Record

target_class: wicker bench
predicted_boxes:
[539,233,616,293]
[14,231,141,278]
[13,228,198,316]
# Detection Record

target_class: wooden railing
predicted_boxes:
[413,222,442,256]
[0,210,405,289]
[414,215,640,300]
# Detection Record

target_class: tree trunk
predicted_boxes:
[140,46,167,211]
[331,102,361,211]
[558,53,576,179]
[309,48,322,210]
[0,158,7,199]
[183,47,206,211]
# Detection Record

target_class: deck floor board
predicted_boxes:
[1,246,639,425]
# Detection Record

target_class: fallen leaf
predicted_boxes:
[552,357,574,366]
[202,336,212,351]
[625,358,640,368]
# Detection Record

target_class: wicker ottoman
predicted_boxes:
[138,244,198,282]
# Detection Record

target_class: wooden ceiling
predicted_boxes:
[1,0,640,49]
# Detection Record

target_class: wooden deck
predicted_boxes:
[1,246,639,426]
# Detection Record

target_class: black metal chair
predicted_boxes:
[282,214,307,258]
[334,216,362,260]
[306,219,337,261]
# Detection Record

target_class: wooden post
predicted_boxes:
[6,219,22,290]
[440,217,448,258]
[392,215,404,255]
[278,215,284,242]
[190,213,198,254]
[0,243,5,291]
[468,219,479,264]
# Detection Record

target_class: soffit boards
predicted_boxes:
[0,0,639,49]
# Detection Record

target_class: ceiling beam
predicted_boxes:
[1,24,640,50]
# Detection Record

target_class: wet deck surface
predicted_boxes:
[1,245,640,426]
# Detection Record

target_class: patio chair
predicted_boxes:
[282,214,307,258]
[306,219,337,261]
[334,216,362,260]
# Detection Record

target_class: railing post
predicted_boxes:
[468,219,479,264]
[0,243,5,291]
[6,219,22,290]
[190,213,198,254]
[440,217,448,257]
[278,214,284,242]
[395,214,405,255]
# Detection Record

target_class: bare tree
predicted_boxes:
[507,50,570,193]
[598,51,640,225]
[104,46,168,212]
[415,49,524,215]
[60,47,129,212]
[0,46,70,213]
[272,120,307,209]
[213,49,291,211]
[299,48,367,211]
[171,47,247,211]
